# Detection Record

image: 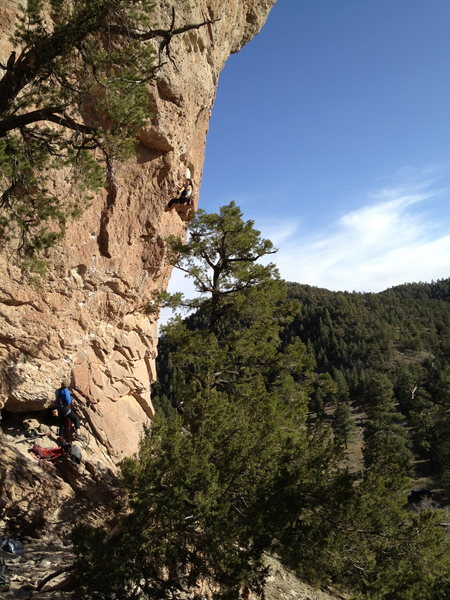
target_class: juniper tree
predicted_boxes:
[0,0,214,257]
[280,462,450,600]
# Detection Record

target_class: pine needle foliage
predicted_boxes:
[73,203,331,599]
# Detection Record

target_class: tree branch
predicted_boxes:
[0,5,106,113]
[0,107,96,136]
[39,113,97,135]
[0,107,62,136]
[35,567,73,592]
[109,17,219,42]
[227,250,277,263]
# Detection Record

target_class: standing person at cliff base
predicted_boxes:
[53,378,81,440]
[167,178,194,208]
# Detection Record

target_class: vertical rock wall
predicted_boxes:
[0,0,275,462]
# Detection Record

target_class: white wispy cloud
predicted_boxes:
[270,182,450,292]
[162,177,450,313]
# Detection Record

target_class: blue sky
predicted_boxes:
[173,0,450,298]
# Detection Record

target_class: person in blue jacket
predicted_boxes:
[54,378,81,440]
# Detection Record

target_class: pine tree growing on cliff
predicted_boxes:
[73,203,334,599]
[153,202,314,420]
[0,0,215,258]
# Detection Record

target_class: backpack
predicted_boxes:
[0,537,24,555]
[56,387,71,407]
[69,444,82,464]
[60,441,82,464]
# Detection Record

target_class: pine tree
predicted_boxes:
[363,373,413,478]
[332,401,355,449]
[74,203,322,599]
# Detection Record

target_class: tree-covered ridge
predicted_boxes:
[386,278,450,302]
[287,279,450,375]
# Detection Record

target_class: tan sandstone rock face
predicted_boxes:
[0,1,275,463]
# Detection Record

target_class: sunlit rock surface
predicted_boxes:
[0,0,275,462]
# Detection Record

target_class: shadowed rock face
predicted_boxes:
[0,0,275,463]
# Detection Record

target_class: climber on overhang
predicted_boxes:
[53,378,81,441]
[166,177,194,209]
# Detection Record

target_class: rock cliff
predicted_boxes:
[0,0,275,463]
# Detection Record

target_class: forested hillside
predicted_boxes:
[287,280,450,375]
[286,280,450,496]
